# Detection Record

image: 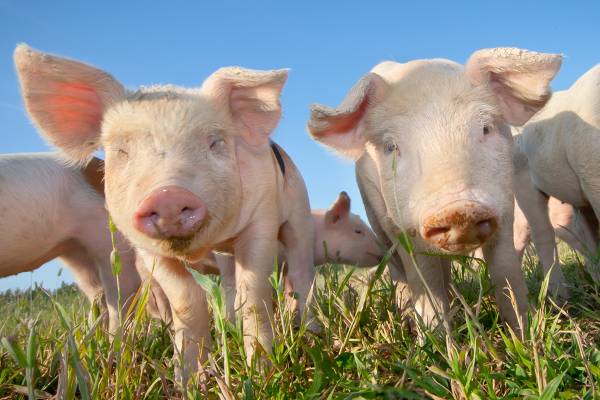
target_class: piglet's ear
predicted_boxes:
[325,191,351,226]
[14,44,125,164]
[465,47,562,126]
[202,67,288,147]
[308,73,388,160]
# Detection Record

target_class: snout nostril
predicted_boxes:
[425,226,451,239]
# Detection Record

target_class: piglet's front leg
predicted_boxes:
[234,224,279,364]
[483,223,529,340]
[137,249,212,383]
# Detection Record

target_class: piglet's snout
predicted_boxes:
[133,186,206,239]
[420,201,498,253]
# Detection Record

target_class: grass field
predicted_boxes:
[1,243,599,399]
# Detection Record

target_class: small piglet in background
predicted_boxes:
[0,153,139,332]
[14,44,315,380]
[252,190,384,315]
[311,191,383,267]
[308,47,562,338]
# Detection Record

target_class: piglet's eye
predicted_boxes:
[354,229,363,235]
[210,137,225,150]
[117,149,128,157]
[483,125,491,135]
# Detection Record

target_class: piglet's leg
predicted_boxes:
[214,253,237,322]
[513,200,531,260]
[550,200,595,257]
[138,250,211,383]
[514,172,567,298]
[234,224,278,364]
[399,248,451,339]
[59,243,104,306]
[482,222,529,340]
[136,256,172,323]
[279,214,316,327]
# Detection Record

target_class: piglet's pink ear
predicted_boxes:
[465,47,562,126]
[202,67,288,147]
[325,191,351,226]
[14,44,125,164]
[308,72,388,160]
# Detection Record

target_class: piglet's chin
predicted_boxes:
[434,242,484,255]
[157,234,214,258]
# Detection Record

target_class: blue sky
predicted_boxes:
[1,1,600,290]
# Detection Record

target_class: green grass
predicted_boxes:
[1,243,599,399]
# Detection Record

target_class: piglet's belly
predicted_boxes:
[532,175,588,207]
[0,240,74,277]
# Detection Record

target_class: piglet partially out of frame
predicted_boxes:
[0,153,139,333]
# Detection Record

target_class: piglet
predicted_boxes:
[518,64,600,281]
[308,48,562,338]
[0,153,139,333]
[14,44,315,380]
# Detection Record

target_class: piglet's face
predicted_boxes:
[102,91,240,257]
[15,44,287,259]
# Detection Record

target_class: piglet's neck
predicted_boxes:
[82,157,105,196]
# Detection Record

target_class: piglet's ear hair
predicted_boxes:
[202,67,288,147]
[465,47,562,126]
[14,44,125,164]
[308,73,388,160]
[325,191,351,225]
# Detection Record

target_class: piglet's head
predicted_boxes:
[15,44,287,259]
[316,192,383,267]
[308,48,561,255]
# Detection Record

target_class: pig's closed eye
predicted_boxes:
[117,149,129,157]
[209,137,225,151]
[354,229,363,235]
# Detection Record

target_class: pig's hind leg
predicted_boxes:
[514,172,567,299]
[279,209,317,330]
[59,243,103,303]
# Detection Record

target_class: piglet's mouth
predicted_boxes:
[434,242,483,255]
[165,235,196,253]
[154,215,212,255]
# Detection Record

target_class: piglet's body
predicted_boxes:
[0,153,139,332]
[518,64,600,280]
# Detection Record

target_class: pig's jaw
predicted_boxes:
[423,241,488,256]
[141,236,208,260]
[164,236,195,253]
